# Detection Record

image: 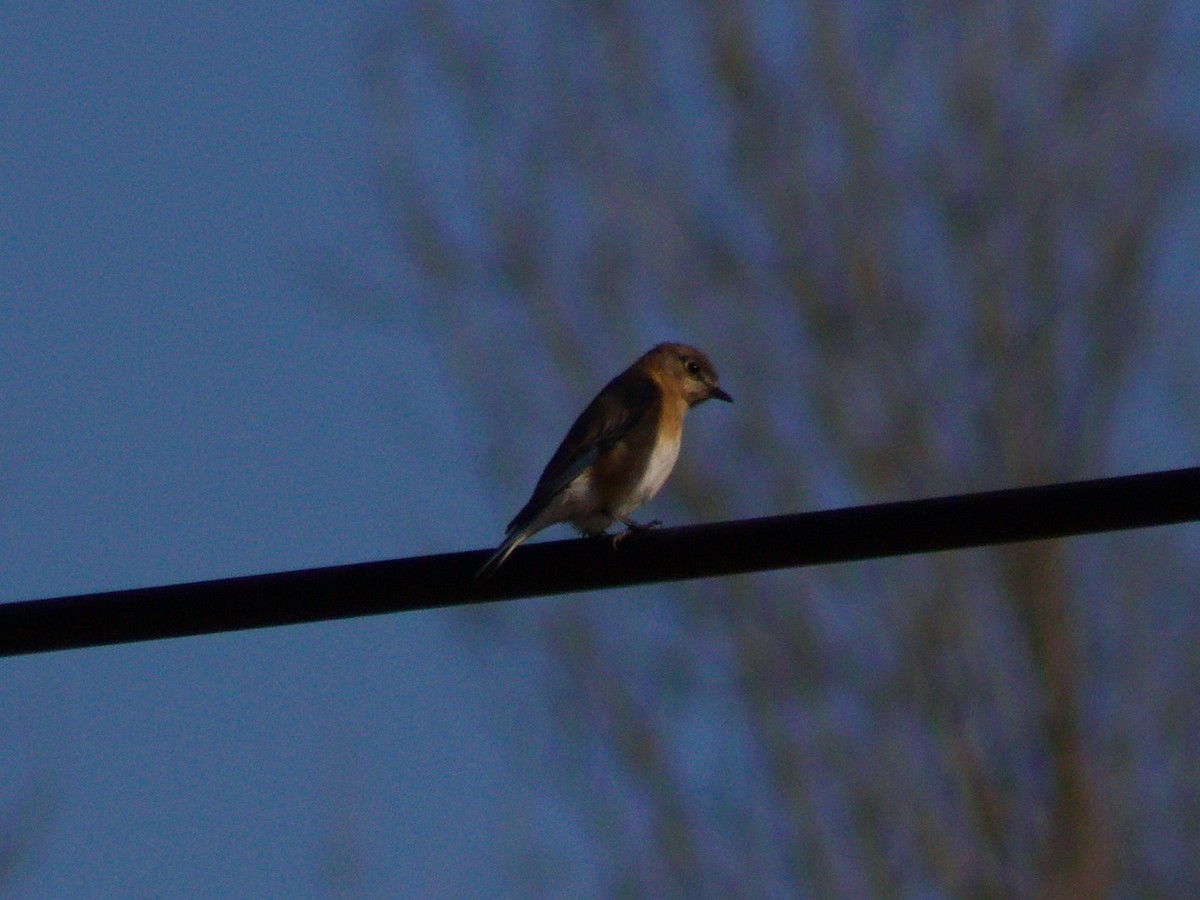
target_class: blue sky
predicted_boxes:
[0,3,542,895]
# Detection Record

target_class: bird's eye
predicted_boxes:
[685,360,702,376]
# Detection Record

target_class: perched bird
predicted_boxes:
[476,342,732,581]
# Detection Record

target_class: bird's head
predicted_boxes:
[642,343,733,407]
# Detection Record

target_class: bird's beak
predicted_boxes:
[710,386,733,403]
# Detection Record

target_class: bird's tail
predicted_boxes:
[475,525,535,582]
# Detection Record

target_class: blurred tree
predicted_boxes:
[363,0,1198,895]
[0,759,54,892]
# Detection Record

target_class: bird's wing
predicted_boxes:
[506,371,660,533]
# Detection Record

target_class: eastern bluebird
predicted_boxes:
[476,342,732,580]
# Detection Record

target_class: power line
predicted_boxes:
[2,465,1199,658]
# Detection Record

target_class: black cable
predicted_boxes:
[2,466,1198,657]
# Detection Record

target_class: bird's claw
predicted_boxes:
[610,518,662,549]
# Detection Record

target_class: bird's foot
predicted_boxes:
[610,517,662,549]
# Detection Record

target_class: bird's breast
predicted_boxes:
[626,431,681,511]
[570,396,687,529]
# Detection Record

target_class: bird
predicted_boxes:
[476,342,732,581]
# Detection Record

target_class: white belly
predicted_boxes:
[544,471,610,535]
[618,432,681,516]
[534,433,683,535]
